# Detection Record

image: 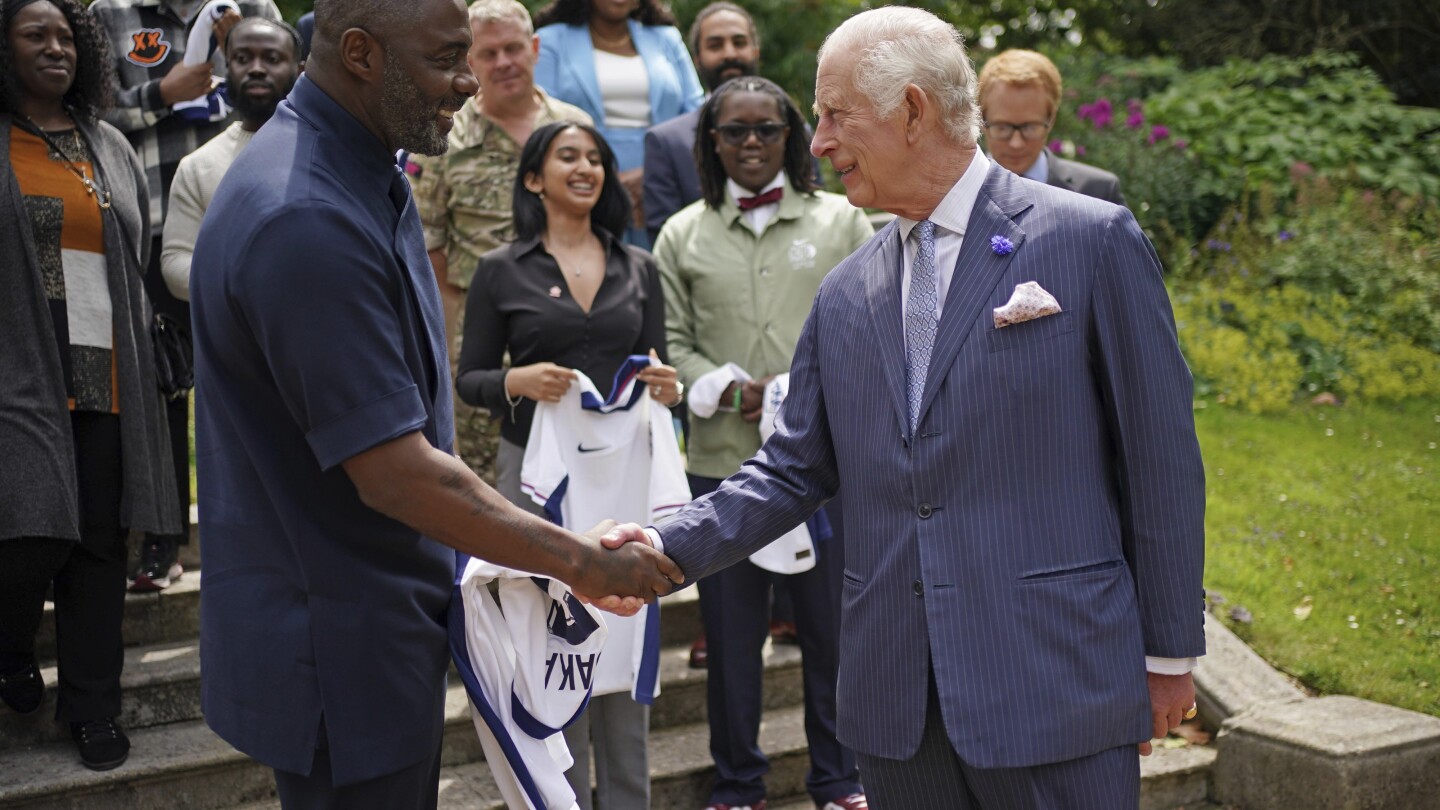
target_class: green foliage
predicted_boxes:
[1144,52,1440,203]
[1198,398,1440,717]
[1170,180,1440,413]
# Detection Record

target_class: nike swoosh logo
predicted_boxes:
[577,444,609,453]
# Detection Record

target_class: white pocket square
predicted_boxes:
[993,281,1062,328]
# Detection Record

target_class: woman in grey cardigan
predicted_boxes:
[0,0,178,771]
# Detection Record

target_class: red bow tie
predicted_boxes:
[737,187,783,211]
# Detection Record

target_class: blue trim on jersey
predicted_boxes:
[542,476,569,526]
[634,601,661,705]
[446,589,551,810]
[580,354,652,413]
[531,578,605,646]
[511,684,592,740]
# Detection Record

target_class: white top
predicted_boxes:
[162,122,255,300]
[521,356,689,698]
[593,49,651,128]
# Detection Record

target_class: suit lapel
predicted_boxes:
[915,165,1031,424]
[863,221,910,436]
[561,25,605,121]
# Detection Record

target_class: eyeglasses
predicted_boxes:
[713,122,788,146]
[982,121,1052,141]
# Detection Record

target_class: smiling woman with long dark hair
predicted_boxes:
[456,119,681,810]
[0,0,178,772]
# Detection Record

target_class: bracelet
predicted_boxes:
[666,380,685,407]
[732,385,743,412]
[503,370,523,422]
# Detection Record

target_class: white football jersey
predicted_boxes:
[521,355,691,700]
[450,555,609,810]
[751,373,827,574]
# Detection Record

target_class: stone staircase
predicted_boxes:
[0,535,1221,809]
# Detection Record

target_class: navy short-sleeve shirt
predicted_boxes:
[191,75,456,785]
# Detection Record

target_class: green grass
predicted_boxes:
[1197,398,1440,716]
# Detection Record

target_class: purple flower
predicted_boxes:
[1048,139,1064,153]
[1127,97,1143,114]
[1173,138,1189,150]
[1206,239,1232,252]
[1147,124,1170,145]
[1078,98,1113,129]
[1125,111,1144,129]
[1075,145,1087,156]
[1278,230,1294,241]
[990,235,1015,256]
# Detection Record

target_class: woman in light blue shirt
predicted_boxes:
[533,0,703,248]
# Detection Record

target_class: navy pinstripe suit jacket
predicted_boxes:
[657,163,1206,767]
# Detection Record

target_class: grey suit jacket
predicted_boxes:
[656,163,1205,766]
[1046,149,1126,206]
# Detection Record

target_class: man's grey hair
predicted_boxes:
[818,6,980,145]
[468,0,534,38]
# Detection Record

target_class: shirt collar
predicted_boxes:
[286,75,400,197]
[721,170,795,227]
[513,225,622,259]
[1023,148,1049,182]
[897,151,990,243]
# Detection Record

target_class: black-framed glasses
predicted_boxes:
[713,122,788,146]
[982,121,1052,141]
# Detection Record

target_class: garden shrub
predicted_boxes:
[1171,180,1440,412]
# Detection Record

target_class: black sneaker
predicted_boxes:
[71,718,130,771]
[0,659,44,715]
[129,536,182,593]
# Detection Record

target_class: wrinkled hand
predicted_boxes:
[1139,671,1196,756]
[159,59,217,105]
[637,348,681,406]
[507,362,576,403]
[211,8,242,49]
[571,520,683,616]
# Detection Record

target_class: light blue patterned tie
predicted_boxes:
[904,220,939,431]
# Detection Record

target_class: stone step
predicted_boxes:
[33,576,202,665]
[2,627,801,754]
[32,575,703,668]
[0,703,815,809]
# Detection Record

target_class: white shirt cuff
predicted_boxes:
[643,527,664,554]
[1145,656,1197,675]
[687,363,751,419]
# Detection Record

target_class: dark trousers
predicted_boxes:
[143,235,190,546]
[690,474,860,806]
[0,411,128,722]
[857,668,1140,810]
[274,726,443,810]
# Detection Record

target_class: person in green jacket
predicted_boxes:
[652,76,872,810]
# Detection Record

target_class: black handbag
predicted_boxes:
[150,311,194,401]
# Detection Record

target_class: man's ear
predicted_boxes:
[338,27,382,82]
[902,83,928,143]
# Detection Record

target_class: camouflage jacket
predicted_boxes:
[410,89,591,289]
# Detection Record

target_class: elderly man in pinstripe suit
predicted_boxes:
[602,7,1206,808]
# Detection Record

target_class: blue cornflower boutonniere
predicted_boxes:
[990,235,1015,256]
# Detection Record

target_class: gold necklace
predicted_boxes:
[22,114,112,210]
[588,24,632,50]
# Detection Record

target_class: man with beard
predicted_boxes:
[642,1,758,244]
[161,17,302,301]
[188,1,682,806]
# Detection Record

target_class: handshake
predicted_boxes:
[570,521,684,616]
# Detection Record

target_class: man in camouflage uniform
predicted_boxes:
[410,0,590,475]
